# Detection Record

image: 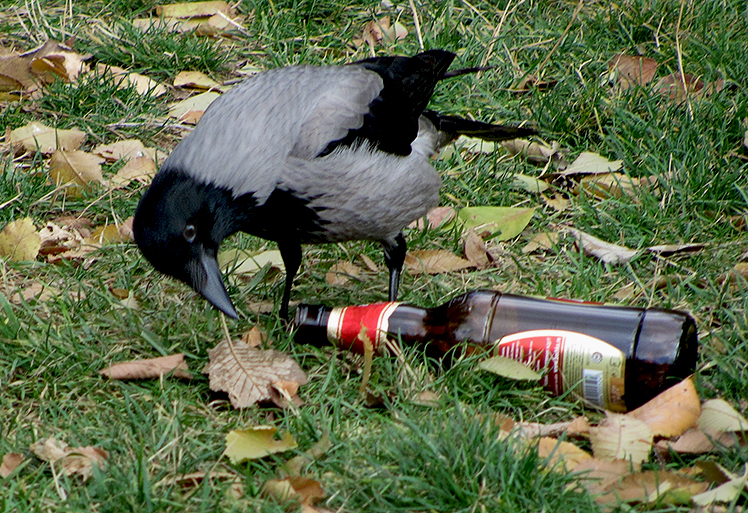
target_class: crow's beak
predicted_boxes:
[195,251,238,319]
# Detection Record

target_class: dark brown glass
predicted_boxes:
[294,290,698,410]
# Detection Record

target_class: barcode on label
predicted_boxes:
[582,369,604,407]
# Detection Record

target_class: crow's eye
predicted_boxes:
[183,224,197,242]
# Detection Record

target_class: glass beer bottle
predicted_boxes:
[293,290,698,411]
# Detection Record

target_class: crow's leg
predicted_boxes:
[277,239,302,319]
[382,233,407,301]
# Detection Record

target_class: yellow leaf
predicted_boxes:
[10,122,87,154]
[457,206,536,241]
[225,426,297,464]
[173,70,226,91]
[49,150,105,197]
[590,413,653,464]
[698,398,748,435]
[537,437,592,471]
[109,156,156,188]
[169,91,221,122]
[404,249,475,274]
[0,218,40,262]
[627,377,700,437]
[156,1,232,18]
[478,355,542,381]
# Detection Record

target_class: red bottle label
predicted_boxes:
[326,303,401,354]
[495,330,627,411]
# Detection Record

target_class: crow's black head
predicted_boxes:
[133,170,250,318]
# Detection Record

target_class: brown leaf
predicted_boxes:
[517,416,590,439]
[522,231,560,254]
[325,261,362,286]
[168,91,221,123]
[10,122,86,154]
[357,253,379,273]
[597,470,708,506]
[655,73,724,104]
[204,339,308,408]
[0,54,35,92]
[263,476,325,507]
[463,229,490,267]
[501,138,569,168]
[96,64,167,97]
[657,428,738,455]
[565,227,638,264]
[627,377,700,437]
[49,150,105,197]
[99,353,193,380]
[608,54,659,90]
[38,222,84,255]
[404,249,475,274]
[409,206,457,230]
[173,70,226,92]
[1,453,24,477]
[26,39,89,84]
[241,326,267,348]
[30,437,107,480]
[0,218,41,262]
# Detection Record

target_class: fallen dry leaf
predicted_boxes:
[110,156,157,188]
[241,326,267,349]
[597,470,708,506]
[627,377,700,437]
[409,206,457,230]
[590,413,653,464]
[99,353,193,380]
[156,0,233,18]
[478,355,541,381]
[26,39,89,84]
[204,339,308,408]
[30,437,107,480]
[565,227,638,264]
[577,172,657,200]
[404,249,475,274]
[38,222,84,255]
[0,53,35,92]
[501,138,568,168]
[93,139,150,162]
[10,121,86,154]
[173,70,226,92]
[522,231,560,254]
[655,73,724,104]
[225,426,297,463]
[0,218,41,262]
[516,416,591,439]
[556,152,623,177]
[698,399,748,435]
[463,229,490,267]
[325,261,362,286]
[357,253,379,272]
[359,16,408,48]
[692,463,748,506]
[608,54,659,90]
[97,64,167,97]
[537,437,593,471]
[169,91,221,123]
[646,242,706,256]
[1,453,23,477]
[263,476,326,507]
[574,458,635,496]
[657,428,738,455]
[49,150,105,197]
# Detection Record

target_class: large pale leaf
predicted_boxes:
[0,218,40,262]
[49,150,105,197]
[565,227,638,264]
[698,398,748,434]
[692,463,748,506]
[590,413,653,464]
[457,206,536,241]
[478,355,542,381]
[10,122,86,154]
[404,249,475,274]
[627,377,700,437]
[559,152,623,177]
[204,339,307,408]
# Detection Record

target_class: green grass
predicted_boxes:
[2,0,748,511]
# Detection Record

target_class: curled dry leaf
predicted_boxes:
[692,463,748,506]
[522,231,560,254]
[225,425,297,464]
[99,353,193,380]
[30,437,107,480]
[0,218,41,262]
[241,326,267,349]
[49,150,106,197]
[577,172,658,200]
[501,138,568,168]
[556,152,623,177]
[463,229,490,267]
[263,476,326,507]
[25,39,90,84]
[359,16,408,48]
[589,413,653,464]
[404,249,475,274]
[627,377,700,438]
[607,53,659,90]
[325,261,362,286]
[156,0,234,18]
[10,122,86,154]
[204,339,308,408]
[658,428,738,455]
[357,253,379,273]
[516,416,590,439]
[96,64,167,97]
[0,53,35,93]
[565,227,638,265]
[38,222,84,255]
[1,453,24,478]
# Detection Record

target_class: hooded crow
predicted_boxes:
[133,50,535,319]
